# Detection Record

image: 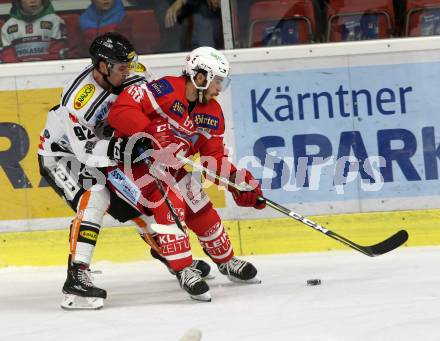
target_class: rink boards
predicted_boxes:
[2,38,440,265]
[1,208,439,266]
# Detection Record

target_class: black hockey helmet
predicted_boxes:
[89,32,137,68]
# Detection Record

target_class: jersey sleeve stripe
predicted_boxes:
[83,91,110,122]
[62,65,94,107]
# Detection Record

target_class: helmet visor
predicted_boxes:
[213,75,231,91]
[108,53,138,70]
[128,52,139,71]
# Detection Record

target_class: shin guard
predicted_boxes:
[187,205,234,263]
[70,190,109,265]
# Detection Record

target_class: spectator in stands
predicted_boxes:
[191,0,222,49]
[1,0,67,63]
[153,0,222,52]
[79,0,126,48]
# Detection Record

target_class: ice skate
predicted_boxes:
[151,249,213,279]
[61,263,107,310]
[176,267,211,302]
[217,257,261,284]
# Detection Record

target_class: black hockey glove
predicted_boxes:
[107,136,153,164]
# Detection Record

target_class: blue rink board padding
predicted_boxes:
[230,61,440,204]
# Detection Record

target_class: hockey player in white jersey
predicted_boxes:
[38,32,210,310]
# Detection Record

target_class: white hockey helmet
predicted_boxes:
[184,46,231,91]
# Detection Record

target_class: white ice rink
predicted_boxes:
[1,246,439,341]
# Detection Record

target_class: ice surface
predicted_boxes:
[1,247,439,341]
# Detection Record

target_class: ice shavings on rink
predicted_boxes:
[1,247,439,341]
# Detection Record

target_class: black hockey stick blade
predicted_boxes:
[263,196,409,257]
[326,229,409,257]
[361,229,409,257]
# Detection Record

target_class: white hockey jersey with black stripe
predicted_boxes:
[38,64,152,167]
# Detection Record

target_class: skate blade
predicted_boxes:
[189,291,211,302]
[61,294,104,310]
[227,275,262,284]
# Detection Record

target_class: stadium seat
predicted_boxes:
[405,0,440,36]
[248,0,316,47]
[59,12,85,59]
[118,9,160,54]
[327,0,394,42]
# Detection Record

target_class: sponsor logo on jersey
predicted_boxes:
[25,23,33,34]
[183,115,194,130]
[166,207,185,223]
[107,169,141,205]
[7,24,18,34]
[147,79,173,98]
[193,113,219,129]
[74,84,95,110]
[80,230,98,241]
[95,101,113,123]
[169,100,186,117]
[40,21,53,30]
[16,44,47,57]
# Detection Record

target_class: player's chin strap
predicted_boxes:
[190,73,209,103]
[175,154,409,257]
[97,62,117,89]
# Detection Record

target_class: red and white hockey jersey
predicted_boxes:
[1,4,67,63]
[38,64,152,168]
[109,75,237,175]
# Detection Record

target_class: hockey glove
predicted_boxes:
[229,169,266,210]
[145,117,190,168]
[107,135,152,164]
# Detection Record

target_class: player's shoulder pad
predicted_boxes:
[192,99,225,134]
[147,76,182,98]
[61,66,106,122]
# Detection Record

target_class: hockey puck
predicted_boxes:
[306,279,321,286]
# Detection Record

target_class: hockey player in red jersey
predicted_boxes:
[107,46,266,302]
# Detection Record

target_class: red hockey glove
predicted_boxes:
[229,169,266,210]
[145,117,189,168]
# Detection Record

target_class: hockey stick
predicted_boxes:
[144,158,186,235]
[176,155,409,257]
